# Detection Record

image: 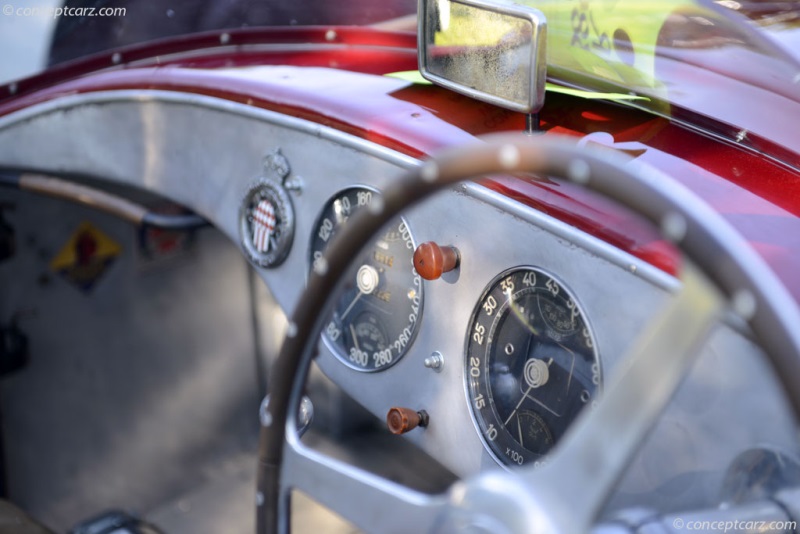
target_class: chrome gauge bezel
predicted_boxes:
[309,185,424,373]
[464,266,601,469]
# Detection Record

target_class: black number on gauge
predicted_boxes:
[466,267,601,467]
[310,186,422,372]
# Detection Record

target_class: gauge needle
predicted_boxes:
[505,385,533,426]
[524,391,563,418]
[523,333,534,359]
[556,342,576,393]
[516,414,524,447]
[349,324,362,353]
[340,291,363,320]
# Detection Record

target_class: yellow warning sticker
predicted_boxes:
[50,222,122,292]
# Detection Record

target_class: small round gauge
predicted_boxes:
[310,186,423,372]
[465,267,600,467]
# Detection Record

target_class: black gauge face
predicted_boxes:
[310,187,422,372]
[466,267,600,467]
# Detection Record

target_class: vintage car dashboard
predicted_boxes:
[0,87,797,516]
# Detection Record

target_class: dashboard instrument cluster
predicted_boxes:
[247,130,796,506]
[306,181,607,470]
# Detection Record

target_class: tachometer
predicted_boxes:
[310,187,422,372]
[466,267,600,467]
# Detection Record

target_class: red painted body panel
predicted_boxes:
[0,27,418,102]
[1,28,799,297]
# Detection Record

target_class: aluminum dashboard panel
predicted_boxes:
[0,91,796,512]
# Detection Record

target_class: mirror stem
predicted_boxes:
[525,112,542,135]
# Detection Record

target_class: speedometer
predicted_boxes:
[466,267,600,467]
[310,186,423,372]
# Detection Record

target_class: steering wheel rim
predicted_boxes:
[256,133,800,534]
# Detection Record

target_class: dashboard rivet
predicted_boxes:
[367,195,385,215]
[424,351,444,372]
[732,289,757,320]
[313,256,329,276]
[661,212,687,243]
[220,32,231,45]
[498,145,521,169]
[286,321,298,338]
[260,394,313,436]
[420,162,439,183]
[325,29,337,42]
[629,264,637,274]
[259,397,273,427]
[567,159,591,184]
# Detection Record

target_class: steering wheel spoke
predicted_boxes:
[281,436,446,534]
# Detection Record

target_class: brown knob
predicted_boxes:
[413,242,459,280]
[387,407,429,435]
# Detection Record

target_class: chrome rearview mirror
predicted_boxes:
[418,0,547,114]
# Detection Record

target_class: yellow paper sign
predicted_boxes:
[524,0,692,92]
[50,222,122,292]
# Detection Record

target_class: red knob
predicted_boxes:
[387,407,428,434]
[413,242,459,281]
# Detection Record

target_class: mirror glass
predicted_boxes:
[419,0,546,113]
